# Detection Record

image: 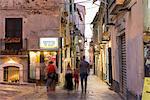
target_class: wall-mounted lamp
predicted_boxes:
[84,39,87,43]
[79,39,82,43]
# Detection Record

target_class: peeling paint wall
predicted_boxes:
[0,0,61,50]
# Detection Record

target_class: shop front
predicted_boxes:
[28,37,60,82]
[29,51,58,81]
[144,0,150,77]
[144,34,150,77]
[100,31,112,84]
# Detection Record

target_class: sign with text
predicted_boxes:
[40,38,59,50]
[142,77,150,100]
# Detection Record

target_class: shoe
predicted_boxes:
[81,90,83,94]
[85,90,86,94]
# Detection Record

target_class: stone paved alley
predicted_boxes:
[0,74,122,100]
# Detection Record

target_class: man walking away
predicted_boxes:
[79,56,90,94]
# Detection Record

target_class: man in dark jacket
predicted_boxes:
[79,56,90,93]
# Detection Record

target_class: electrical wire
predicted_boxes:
[60,0,93,5]
[74,0,92,4]
[86,6,99,10]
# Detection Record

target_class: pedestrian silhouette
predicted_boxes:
[65,63,73,93]
[45,61,57,93]
[79,56,90,93]
[74,67,79,90]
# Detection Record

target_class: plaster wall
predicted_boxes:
[125,0,144,96]
[110,26,120,83]
[111,0,144,96]
[0,0,61,50]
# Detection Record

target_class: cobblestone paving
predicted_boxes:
[0,75,122,100]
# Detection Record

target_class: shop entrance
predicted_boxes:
[40,51,58,81]
[4,66,19,83]
[29,51,58,83]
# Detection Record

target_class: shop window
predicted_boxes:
[4,66,19,83]
[69,0,72,14]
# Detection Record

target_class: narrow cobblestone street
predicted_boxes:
[0,74,122,100]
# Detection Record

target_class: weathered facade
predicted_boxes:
[60,0,86,84]
[92,0,148,99]
[73,4,86,65]
[108,0,144,99]
[0,0,61,83]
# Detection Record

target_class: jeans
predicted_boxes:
[80,73,88,93]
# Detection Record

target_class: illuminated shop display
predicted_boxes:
[144,35,150,77]
[43,51,57,65]
[29,51,40,79]
[4,66,19,82]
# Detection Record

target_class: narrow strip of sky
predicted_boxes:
[74,0,100,39]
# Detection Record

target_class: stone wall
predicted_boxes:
[0,0,61,50]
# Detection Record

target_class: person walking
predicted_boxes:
[45,61,57,93]
[65,63,73,93]
[79,56,90,93]
[74,67,79,91]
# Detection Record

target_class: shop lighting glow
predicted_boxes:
[7,58,16,64]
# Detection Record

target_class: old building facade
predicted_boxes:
[0,0,61,83]
[92,0,149,99]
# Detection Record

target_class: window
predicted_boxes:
[69,0,72,14]
[5,18,22,50]
[74,3,77,12]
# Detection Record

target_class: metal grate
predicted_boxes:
[120,34,127,99]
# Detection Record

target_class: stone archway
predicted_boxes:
[0,63,23,83]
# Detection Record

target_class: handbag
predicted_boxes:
[47,72,56,79]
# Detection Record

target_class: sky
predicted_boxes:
[74,0,100,61]
[74,0,100,40]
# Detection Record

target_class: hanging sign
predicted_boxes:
[40,37,59,50]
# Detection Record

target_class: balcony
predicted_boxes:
[109,0,131,15]
[0,49,28,55]
[0,38,28,55]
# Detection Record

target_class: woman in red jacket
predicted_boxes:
[45,61,57,93]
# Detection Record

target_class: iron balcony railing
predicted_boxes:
[0,38,28,55]
[0,49,28,55]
